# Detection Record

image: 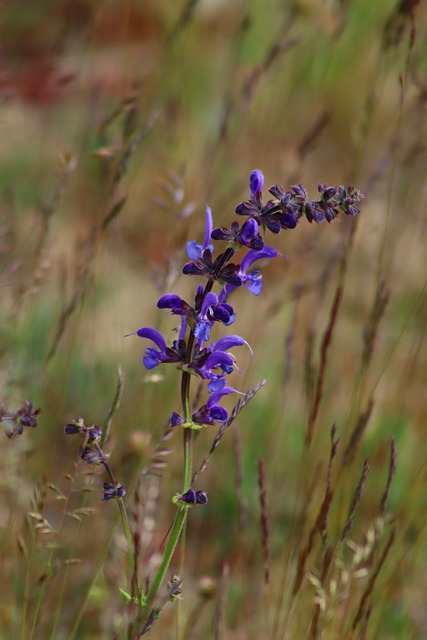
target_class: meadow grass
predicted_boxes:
[0,1,426,638]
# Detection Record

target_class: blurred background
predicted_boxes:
[0,1,426,638]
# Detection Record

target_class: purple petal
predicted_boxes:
[181,489,197,504]
[208,406,228,422]
[207,387,236,408]
[205,351,234,370]
[136,327,167,352]
[247,276,263,296]
[143,354,161,369]
[157,294,183,312]
[203,206,213,250]
[240,246,277,273]
[186,240,203,260]
[249,169,264,197]
[240,217,259,244]
[195,320,211,342]
[208,376,226,393]
[201,291,218,316]
[179,316,187,340]
[214,335,245,352]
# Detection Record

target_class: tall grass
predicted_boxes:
[0,1,426,638]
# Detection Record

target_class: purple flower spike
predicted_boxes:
[249,170,264,198]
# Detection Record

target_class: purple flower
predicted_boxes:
[180,488,197,504]
[88,425,102,443]
[194,291,235,342]
[183,247,242,287]
[127,327,187,370]
[335,185,364,217]
[186,206,214,260]
[211,218,264,250]
[317,183,339,222]
[158,294,194,317]
[195,490,208,504]
[249,169,264,198]
[81,446,104,464]
[178,489,208,505]
[170,412,185,427]
[225,246,278,296]
[103,482,126,501]
[189,335,247,387]
[192,386,236,425]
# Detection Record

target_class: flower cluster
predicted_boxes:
[129,170,363,430]
[64,418,126,501]
[1,400,41,438]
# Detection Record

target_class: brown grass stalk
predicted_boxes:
[258,455,270,585]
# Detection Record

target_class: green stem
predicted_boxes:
[145,505,188,605]
[144,329,197,612]
[93,442,139,594]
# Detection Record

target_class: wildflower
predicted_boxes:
[195,490,208,504]
[170,412,185,427]
[15,401,41,428]
[88,424,102,443]
[211,218,264,250]
[317,183,339,222]
[157,290,235,343]
[186,205,214,260]
[81,446,104,464]
[182,247,242,287]
[223,246,278,297]
[65,419,102,445]
[194,291,235,342]
[103,482,126,501]
[157,293,194,318]
[190,335,247,384]
[127,327,187,370]
[178,488,208,505]
[180,488,197,504]
[249,169,264,198]
[192,386,236,425]
[335,185,364,217]
[3,401,41,438]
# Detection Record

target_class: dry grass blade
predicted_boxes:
[46,236,95,363]
[101,196,128,231]
[292,426,339,598]
[318,425,340,545]
[167,0,200,43]
[343,399,375,465]
[101,367,125,447]
[340,458,371,542]
[192,379,267,484]
[351,529,395,631]
[232,425,247,528]
[213,563,229,640]
[362,280,390,371]
[306,282,344,446]
[111,111,159,191]
[379,438,397,516]
[258,455,270,585]
[241,31,299,111]
[296,112,331,162]
[139,577,182,637]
